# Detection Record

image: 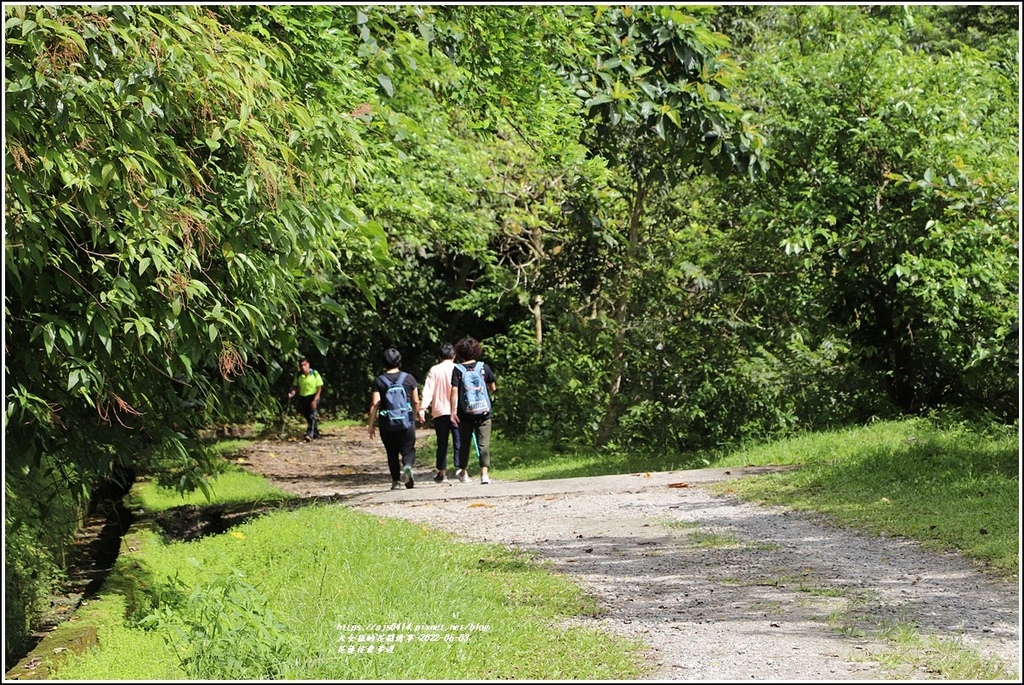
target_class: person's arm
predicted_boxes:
[412,388,422,425]
[449,384,460,427]
[287,376,298,400]
[368,390,380,438]
[419,370,434,422]
[312,374,323,409]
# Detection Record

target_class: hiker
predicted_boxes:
[287,357,323,442]
[418,342,462,484]
[368,348,422,490]
[449,337,497,484]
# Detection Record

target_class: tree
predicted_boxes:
[4,4,387,653]
[712,5,1019,417]
[250,5,598,413]
[556,5,766,446]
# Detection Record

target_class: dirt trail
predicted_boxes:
[235,422,396,494]
[238,424,1021,681]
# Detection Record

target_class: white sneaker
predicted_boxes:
[458,470,471,483]
[480,473,490,484]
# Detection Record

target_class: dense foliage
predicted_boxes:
[4,4,385,656]
[729,6,1019,418]
[4,4,1018,662]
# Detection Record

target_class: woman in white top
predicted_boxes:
[418,343,462,483]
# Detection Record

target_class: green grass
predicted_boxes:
[277,417,363,435]
[491,433,708,481]
[49,505,644,680]
[495,417,1019,580]
[318,417,364,429]
[869,621,1020,680]
[818,604,1021,680]
[44,416,1017,680]
[132,463,295,512]
[36,593,182,681]
[706,417,1019,579]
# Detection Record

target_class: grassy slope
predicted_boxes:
[708,418,1020,578]
[49,468,643,680]
[496,417,1019,579]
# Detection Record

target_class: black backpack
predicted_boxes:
[379,372,412,429]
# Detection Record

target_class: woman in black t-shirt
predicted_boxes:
[449,337,497,485]
[368,348,421,490]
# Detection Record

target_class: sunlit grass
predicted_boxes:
[45,416,1016,680]
[492,434,705,481]
[38,593,182,680]
[131,463,295,512]
[50,505,645,681]
[494,418,1018,580]
[832,617,1021,680]
[708,418,1019,579]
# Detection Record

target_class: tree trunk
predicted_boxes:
[595,181,648,448]
[595,319,626,447]
[531,294,543,350]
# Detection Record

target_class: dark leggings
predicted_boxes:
[296,395,319,437]
[456,415,491,469]
[433,414,462,471]
[380,426,416,481]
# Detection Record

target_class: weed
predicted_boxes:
[836,624,867,638]
[136,561,305,679]
[867,622,1020,680]
[656,517,697,531]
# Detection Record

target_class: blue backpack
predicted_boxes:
[380,372,412,429]
[456,363,491,416]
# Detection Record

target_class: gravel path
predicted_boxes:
[241,425,1021,680]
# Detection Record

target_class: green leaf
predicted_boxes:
[306,329,330,356]
[52,328,72,356]
[178,353,193,379]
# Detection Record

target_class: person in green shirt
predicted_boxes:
[287,357,323,442]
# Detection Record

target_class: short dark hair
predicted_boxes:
[384,348,402,369]
[454,337,482,362]
[439,342,455,360]
[298,357,309,365]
